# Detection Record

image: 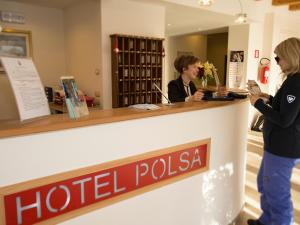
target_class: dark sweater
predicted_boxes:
[254,73,300,158]
[168,76,197,103]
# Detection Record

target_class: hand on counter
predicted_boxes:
[190,90,204,102]
[216,86,228,97]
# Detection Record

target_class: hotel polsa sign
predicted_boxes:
[0,139,210,225]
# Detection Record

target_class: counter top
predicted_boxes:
[0,99,248,139]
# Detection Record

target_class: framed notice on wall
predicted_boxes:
[0,57,50,121]
[0,29,32,74]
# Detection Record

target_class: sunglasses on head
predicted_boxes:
[275,56,280,63]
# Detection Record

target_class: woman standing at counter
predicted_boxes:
[249,37,300,225]
[168,55,204,103]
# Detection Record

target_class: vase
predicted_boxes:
[201,77,207,88]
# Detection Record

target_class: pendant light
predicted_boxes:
[235,13,247,24]
[235,0,247,24]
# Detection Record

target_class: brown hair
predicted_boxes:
[174,55,199,74]
[274,37,300,76]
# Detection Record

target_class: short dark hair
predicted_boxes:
[174,55,199,74]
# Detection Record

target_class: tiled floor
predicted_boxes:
[232,210,256,225]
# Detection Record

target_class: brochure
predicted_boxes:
[60,76,89,119]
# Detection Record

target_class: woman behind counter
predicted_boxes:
[168,55,204,103]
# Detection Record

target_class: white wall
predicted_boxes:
[0,1,67,86]
[100,0,165,109]
[262,13,275,64]
[0,0,102,120]
[245,23,264,127]
[227,24,250,89]
[0,0,166,118]
[246,23,264,86]
[0,0,66,120]
[227,23,266,127]
[227,23,264,88]
[64,0,101,99]
[267,12,300,96]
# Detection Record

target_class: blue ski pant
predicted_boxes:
[258,151,300,225]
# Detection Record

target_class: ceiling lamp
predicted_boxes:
[235,0,247,23]
[235,13,247,24]
[198,0,214,6]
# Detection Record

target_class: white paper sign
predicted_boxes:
[228,50,244,88]
[1,57,50,121]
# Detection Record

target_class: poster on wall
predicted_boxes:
[228,50,244,88]
[0,57,50,121]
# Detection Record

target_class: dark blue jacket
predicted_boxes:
[255,73,300,158]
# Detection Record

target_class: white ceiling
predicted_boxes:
[2,0,84,9]
[131,0,235,36]
[3,0,234,36]
[163,1,234,36]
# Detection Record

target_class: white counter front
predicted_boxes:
[0,100,249,225]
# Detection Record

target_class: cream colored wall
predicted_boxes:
[166,34,207,86]
[0,0,102,120]
[0,0,66,120]
[0,0,165,117]
[227,24,250,89]
[266,13,300,96]
[100,0,165,109]
[0,76,19,120]
[244,23,264,128]
[64,0,101,100]
[207,33,228,86]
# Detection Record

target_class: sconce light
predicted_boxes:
[198,0,214,6]
[0,24,3,32]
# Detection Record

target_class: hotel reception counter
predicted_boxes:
[0,99,249,225]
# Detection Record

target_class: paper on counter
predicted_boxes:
[129,104,160,110]
[1,57,50,121]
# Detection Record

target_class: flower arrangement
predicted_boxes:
[197,61,218,87]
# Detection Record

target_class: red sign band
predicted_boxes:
[1,140,210,225]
